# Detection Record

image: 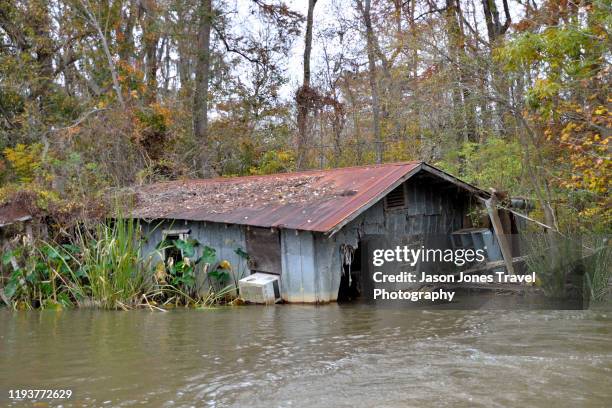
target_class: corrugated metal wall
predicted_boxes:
[140,220,250,296]
[280,230,317,302]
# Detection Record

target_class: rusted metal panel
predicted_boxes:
[0,201,32,227]
[131,162,488,234]
[245,227,282,274]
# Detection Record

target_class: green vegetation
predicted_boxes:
[0,219,246,310]
[438,138,523,193]
[583,238,612,303]
[525,235,611,302]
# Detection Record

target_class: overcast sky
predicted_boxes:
[233,0,526,100]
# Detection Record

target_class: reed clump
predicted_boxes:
[0,219,242,310]
[524,234,611,303]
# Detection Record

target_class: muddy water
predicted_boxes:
[1,305,611,407]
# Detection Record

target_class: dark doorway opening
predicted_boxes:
[337,243,362,302]
[164,234,183,263]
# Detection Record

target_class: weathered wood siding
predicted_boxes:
[309,176,471,302]
[386,177,466,235]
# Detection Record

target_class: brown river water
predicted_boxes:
[1,304,611,407]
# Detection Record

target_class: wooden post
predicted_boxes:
[485,195,515,275]
[25,222,33,244]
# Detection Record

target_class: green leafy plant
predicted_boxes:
[583,237,611,303]
[155,238,238,305]
[437,137,523,193]
[1,242,83,309]
[0,220,246,310]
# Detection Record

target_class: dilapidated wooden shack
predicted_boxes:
[132,162,496,303]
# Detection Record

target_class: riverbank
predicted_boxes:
[1,304,611,407]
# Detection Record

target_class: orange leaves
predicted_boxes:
[131,103,176,161]
[116,60,145,97]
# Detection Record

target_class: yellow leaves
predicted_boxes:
[249,150,295,175]
[593,106,607,115]
[3,143,42,184]
[155,261,167,284]
[544,129,553,141]
[219,260,231,270]
[35,189,61,210]
[133,103,173,138]
[532,78,561,99]
[545,107,610,199]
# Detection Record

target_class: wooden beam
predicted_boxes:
[420,163,489,197]
[460,256,527,275]
[485,195,516,275]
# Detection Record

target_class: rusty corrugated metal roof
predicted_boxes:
[130,162,486,233]
[0,201,32,227]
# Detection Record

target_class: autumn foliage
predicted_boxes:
[0,0,609,233]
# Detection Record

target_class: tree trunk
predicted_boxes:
[143,0,159,105]
[193,0,212,175]
[30,0,54,102]
[344,73,362,165]
[357,0,383,163]
[296,0,317,170]
[118,0,137,62]
[481,0,512,136]
[445,0,477,144]
[80,0,125,108]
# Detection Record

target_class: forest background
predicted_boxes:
[0,0,609,234]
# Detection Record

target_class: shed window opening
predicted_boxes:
[161,229,191,263]
[164,234,183,263]
[245,227,282,275]
[385,184,406,210]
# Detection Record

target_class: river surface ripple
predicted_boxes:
[1,305,611,407]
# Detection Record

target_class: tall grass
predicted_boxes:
[74,218,153,309]
[583,237,611,302]
[1,218,240,310]
[524,234,581,298]
[524,234,611,302]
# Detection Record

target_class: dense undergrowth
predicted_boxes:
[0,218,247,310]
[524,234,611,303]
